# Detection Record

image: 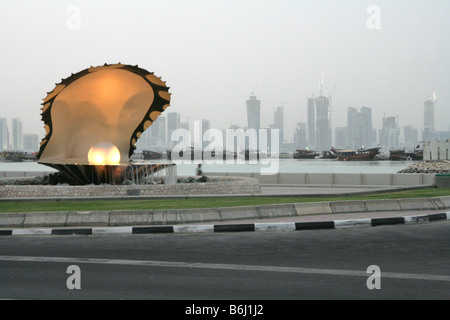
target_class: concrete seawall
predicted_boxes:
[206,172,436,187]
[0,171,56,178]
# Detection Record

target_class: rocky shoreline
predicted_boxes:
[398,160,450,174]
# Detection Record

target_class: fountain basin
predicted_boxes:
[40,162,175,185]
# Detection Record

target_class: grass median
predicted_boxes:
[0,187,449,213]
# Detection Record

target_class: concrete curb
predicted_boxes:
[1,212,449,237]
[1,196,450,229]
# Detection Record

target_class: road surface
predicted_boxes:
[0,221,449,301]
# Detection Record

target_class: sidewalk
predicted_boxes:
[259,185,423,196]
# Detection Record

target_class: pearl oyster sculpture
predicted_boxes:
[37,63,172,185]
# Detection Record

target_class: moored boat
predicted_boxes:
[293,149,319,159]
[330,147,380,161]
[389,149,423,161]
[0,151,37,162]
[321,150,337,159]
[142,150,163,160]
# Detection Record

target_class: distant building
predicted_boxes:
[359,107,374,147]
[0,118,8,150]
[423,96,435,130]
[273,106,284,146]
[347,106,374,149]
[423,96,436,141]
[246,94,261,133]
[347,107,358,148]
[379,116,400,149]
[404,125,419,147]
[12,118,23,150]
[315,96,331,151]
[137,116,167,150]
[23,134,39,152]
[180,121,189,131]
[201,119,210,149]
[156,116,167,145]
[334,127,347,148]
[167,112,181,146]
[294,122,307,149]
[307,97,315,148]
[223,124,242,151]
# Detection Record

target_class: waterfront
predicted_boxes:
[0,159,413,176]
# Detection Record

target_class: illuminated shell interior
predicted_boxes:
[37,63,171,165]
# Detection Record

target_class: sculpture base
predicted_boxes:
[39,163,175,185]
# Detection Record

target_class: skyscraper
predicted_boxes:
[273,106,284,146]
[0,118,8,150]
[137,116,167,150]
[347,106,374,148]
[12,118,23,150]
[423,96,436,141]
[424,97,435,131]
[307,97,315,148]
[379,116,399,148]
[359,106,373,148]
[315,96,331,151]
[246,94,260,132]
[167,112,181,146]
[156,116,167,145]
[294,122,307,149]
[23,134,39,152]
[347,107,358,148]
[201,119,211,149]
[335,127,347,148]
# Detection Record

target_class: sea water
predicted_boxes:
[0,159,412,176]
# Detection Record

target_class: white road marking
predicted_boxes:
[0,255,449,282]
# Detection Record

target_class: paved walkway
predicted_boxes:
[260,185,403,196]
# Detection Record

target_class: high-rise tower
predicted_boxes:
[0,118,8,150]
[167,112,181,146]
[273,106,284,145]
[423,94,436,141]
[307,97,315,148]
[246,94,261,132]
[12,118,23,150]
[315,96,331,151]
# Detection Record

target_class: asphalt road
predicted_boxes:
[0,221,449,301]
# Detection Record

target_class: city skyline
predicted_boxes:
[0,117,39,152]
[1,88,447,152]
[1,1,449,149]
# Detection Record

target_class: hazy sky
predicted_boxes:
[1,0,449,142]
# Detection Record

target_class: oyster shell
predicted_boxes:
[38,63,170,164]
[37,63,171,185]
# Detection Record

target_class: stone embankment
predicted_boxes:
[398,161,450,174]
